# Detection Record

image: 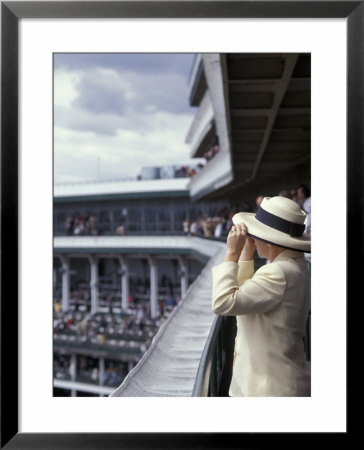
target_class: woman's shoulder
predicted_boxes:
[273,251,309,278]
[255,260,286,282]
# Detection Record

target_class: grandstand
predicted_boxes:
[53,53,311,397]
[53,177,228,396]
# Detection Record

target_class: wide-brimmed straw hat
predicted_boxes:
[232,196,311,253]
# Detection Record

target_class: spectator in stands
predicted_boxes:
[91,367,99,382]
[128,294,134,307]
[278,189,290,198]
[224,205,239,233]
[202,217,214,237]
[183,219,190,235]
[290,188,298,202]
[212,196,311,397]
[196,163,204,173]
[189,221,199,236]
[165,296,176,311]
[87,215,97,235]
[296,184,311,213]
[54,301,61,314]
[158,298,165,317]
[73,216,85,235]
[116,225,125,235]
[64,216,74,235]
[296,184,311,236]
[255,195,264,211]
[213,215,225,238]
[136,306,146,331]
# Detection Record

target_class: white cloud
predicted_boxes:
[54,69,80,108]
[54,54,199,184]
[54,110,198,183]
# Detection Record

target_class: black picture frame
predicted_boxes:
[1,1,358,448]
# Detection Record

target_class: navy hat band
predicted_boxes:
[255,207,305,238]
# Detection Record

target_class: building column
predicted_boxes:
[148,256,158,319]
[88,256,99,315]
[177,256,189,298]
[70,353,77,397]
[118,256,129,311]
[59,255,70,313]
[99,356,105,396]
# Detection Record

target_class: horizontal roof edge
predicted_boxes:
[54,190,190,203]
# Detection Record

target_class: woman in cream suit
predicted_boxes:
[212,196,311,397]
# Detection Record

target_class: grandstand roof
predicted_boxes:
[54,178,190,202]
[187,53,311,201]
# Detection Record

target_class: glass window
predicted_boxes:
[114,208,128,225]
[159,205,170,222]
[128,208,142,232]
[145,208,157,222]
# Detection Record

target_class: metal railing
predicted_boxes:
[192,315,236,397]
[193,312,311,397]
[304,311,311,362]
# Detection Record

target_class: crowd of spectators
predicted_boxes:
[64,214,98,236]
[53,290,180,347]
[277,184,311,236]
[54,309,159,364]
[182,183,311,239]
[54,353,132,389]
[54,276,182,315]
[184,203,253,239]
[204,145,219,162]
[61,183,310,242]
[53,297,180,391]
[174,165,199,178]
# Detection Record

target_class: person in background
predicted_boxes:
[290,188,297,202]
[296,184,311,236]
[278,189,290,198]
[64,216,74,235]
[212,196,311,397]
[255,195,264,211]
[213,216,225,238]
[296,184,311,212]
[183,219,190,235]
[54,301,61,314]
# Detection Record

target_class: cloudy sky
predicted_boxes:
[54,53,200,184]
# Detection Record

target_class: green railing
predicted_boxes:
[304,311,311,362]
[193,312,311,397]
[192,315,236,397]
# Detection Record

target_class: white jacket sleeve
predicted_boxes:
[212,260,286,316]
[237,260,255,284]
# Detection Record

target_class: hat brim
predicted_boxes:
[233,212,311,253]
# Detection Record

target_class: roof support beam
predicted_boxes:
[230,107,310,117]
[245,54,299,183]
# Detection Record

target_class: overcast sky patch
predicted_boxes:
[54,53,200,184]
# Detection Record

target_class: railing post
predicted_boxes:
[304,311,311,362]
[193,314,237,397]
[209,353,217,397]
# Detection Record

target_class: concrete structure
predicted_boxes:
[110,52,311,397]
[54,177,225,236]
[111,238,226,396]
[186,53,311,202]
[54,236,208,319]
[53,53,311,397]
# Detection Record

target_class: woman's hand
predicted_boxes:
[239,235,255,261]
[224,223,250,262]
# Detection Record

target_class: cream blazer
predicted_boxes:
[212,250,311,397]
